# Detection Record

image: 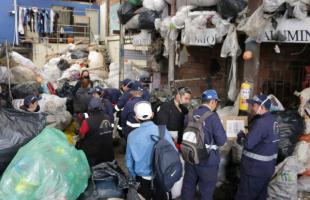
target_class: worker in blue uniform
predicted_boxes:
[115,79,134,112]
[102,88,122,105]
[181,90,227,200]
[120,82,145,139]
[89,86,114,121]
[235,94,278,200]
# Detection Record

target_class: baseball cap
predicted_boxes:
[201,90,221,101]
[88,97,103,111]
[88,86,103,94]
[247,94,271,109]
[23,95,41,107]
[134,101,153,120]
[121,79,133,87]
[131,82,143,91]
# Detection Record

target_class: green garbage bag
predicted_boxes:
[0,128,91,200]
[128,0,142,6]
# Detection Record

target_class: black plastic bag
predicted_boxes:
[11,81,40,99]
[0,108,47,175]
[56,82,75,114]
[118,2,139,25]
[272,110,304,162]
[127,181,142,200]
[78,161,128,200]
[217,0,248,20]
[138,10,160,30]
[71,49,89,59]
[57,59,70,71]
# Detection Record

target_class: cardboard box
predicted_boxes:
[220,116,248,138]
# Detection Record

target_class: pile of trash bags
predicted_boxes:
[0,108,46,174]
[0,128,91,200]
[268,139,310,199]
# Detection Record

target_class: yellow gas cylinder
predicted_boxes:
[239,81,252,111]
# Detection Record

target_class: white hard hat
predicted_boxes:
[134,101,153,121]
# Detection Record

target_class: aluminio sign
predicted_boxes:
[262,17,310,43]
[181,28,217,46]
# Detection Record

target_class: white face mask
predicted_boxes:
[256,96,270,115]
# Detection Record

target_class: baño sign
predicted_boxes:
[261,17,310,43]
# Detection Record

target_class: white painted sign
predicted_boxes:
[181,28,217,46]
[262,17,310,43]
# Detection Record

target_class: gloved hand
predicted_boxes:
[237,131,246,146]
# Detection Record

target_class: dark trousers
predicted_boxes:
[136,176,168,200]
[181,162,218,200]
[235,172,271,200]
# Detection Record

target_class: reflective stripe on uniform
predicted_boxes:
[117,125,122,130]
[84,113,89,119]
[126,121,140,128]
[115,105,121,111]
[243,150,277,162]
[205,144,218,150]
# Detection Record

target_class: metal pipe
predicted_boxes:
[14,0,19,46]
[119,0,125,86]
[168,0,176,88]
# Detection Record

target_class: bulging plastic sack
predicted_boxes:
[143,0,166,12]
[10,66,37,84]
[57,59,70,71]
[11,81,40,99]
[118,1,139,25]
[38,59,62,84]
[70,48,89,59]
[268,156,306,200]
[138,10,160,29]
[269,94,285,112]
[292,141,310,165]
[263,0,285,13]
[217,0,248,19]
[11,51,38,71]
[295,87,310,117]
[88,51,104,69]
[125,14,140,30]
[237,5,270,41]
[298,176,310,192]
[0,108,47,175]
[272,110,305,162]
[293,0,310,20]
[78,162,127,200]
[0,128,90,200]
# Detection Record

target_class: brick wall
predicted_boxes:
[175,45,244,100]
[258,43,310,107]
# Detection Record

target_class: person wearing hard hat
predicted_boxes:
[181,90,226,200]
[77,97,114,167]
[20,95,41,112]
[89,86,114,121]
[120,82,146,139]
[126,101,175,200]
[235,94,278,200]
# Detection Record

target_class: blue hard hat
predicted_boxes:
[247,94,271,109]
[201,90,221,101]
[121,79,133,86]
[130,82,143,91]
[24,95,41,107]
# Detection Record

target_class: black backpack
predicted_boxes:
[181,110,214,165]
[152,125,182,192]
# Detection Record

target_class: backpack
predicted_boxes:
[152,125,182,192]
[181,110,214,165]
